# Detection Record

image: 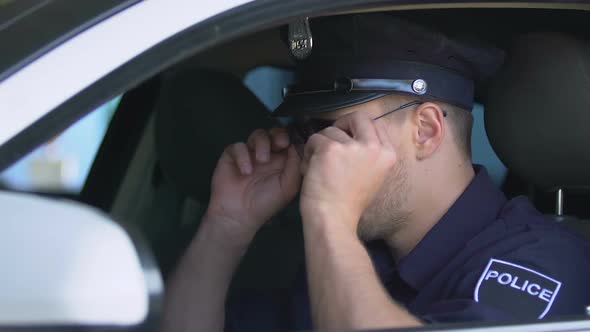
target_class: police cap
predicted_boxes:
[274,14,505,116]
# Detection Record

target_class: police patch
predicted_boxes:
[474,258,562,319]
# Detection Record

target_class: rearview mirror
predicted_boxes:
[0,191,162,330]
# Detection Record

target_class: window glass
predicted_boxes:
[0,97,121,194]
[243,66,296,111]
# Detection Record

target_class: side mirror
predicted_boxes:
[0,191,162,330]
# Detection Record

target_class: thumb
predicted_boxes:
[280,145,302,197]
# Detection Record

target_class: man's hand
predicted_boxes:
[299,112,397,233]
[163,128,301,332]
[298,111,421,331]
[206,128,302,245]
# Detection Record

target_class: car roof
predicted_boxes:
[0,0,138,83]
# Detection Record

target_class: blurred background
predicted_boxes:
[0,97,121,194]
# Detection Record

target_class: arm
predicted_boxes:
[162,128,301,332]
[299,112,422,330]
[303,210,421,330]
[162,214,250,332]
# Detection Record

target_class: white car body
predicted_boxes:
[0,0,251,146]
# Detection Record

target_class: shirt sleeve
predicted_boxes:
[417,236,590,322]
[224,290,289,332]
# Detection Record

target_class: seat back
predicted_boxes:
[486,32,590,237]
[150,68,304,289]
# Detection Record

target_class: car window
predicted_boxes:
[244,66,296,111]
[0,96,121,194]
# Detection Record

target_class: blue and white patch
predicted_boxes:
[474,258,562,319]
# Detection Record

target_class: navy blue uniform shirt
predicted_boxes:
[289,166,590,329]
[227,166,590,331]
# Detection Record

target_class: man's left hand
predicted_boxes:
[299,111,398,233]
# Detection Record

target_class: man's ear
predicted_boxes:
[411,102,445,160]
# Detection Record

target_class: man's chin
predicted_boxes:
[357,218,381,241]
[357,210,408,242]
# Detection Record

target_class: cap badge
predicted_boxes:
[288,17,313,60]
[412,79,428,95]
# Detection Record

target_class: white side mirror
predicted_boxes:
[0,191,162,328]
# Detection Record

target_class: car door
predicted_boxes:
[1,1,590,331]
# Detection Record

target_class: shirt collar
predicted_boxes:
[396,165,507,290]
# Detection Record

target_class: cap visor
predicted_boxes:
[273,91,386,117]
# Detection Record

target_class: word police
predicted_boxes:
[483,270,554,302]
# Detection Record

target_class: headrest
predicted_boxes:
[155,69,274,199]
[486,33,590,190]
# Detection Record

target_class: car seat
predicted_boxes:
[150,68,305,291]
[486,32,590,238]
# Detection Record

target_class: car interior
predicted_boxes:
[10,5,590,330]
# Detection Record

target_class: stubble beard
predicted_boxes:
[357,157,411,241]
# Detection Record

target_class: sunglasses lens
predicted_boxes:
[286,125,306,158]
[286,119,333,158]
[308,119,333,133]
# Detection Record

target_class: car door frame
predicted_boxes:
[1,0,589,171]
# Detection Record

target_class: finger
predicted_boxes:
[303,133,331,165]
[269,127,290,151]
[318,126,352,144]
[226,142,253,175]
[280,145,303,196]
[333,112,379,144]
[300,159,309,176]
[247,129,271,163]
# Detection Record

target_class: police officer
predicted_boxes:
[163,13,590,331]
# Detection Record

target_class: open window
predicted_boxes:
[0,97,121,197]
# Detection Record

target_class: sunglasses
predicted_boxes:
[285,101,430,158]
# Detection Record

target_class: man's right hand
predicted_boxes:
[164,128,299,332]
[204,128,302,245]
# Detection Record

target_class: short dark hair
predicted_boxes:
[441,102,473,159]
[383,94,473,160]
